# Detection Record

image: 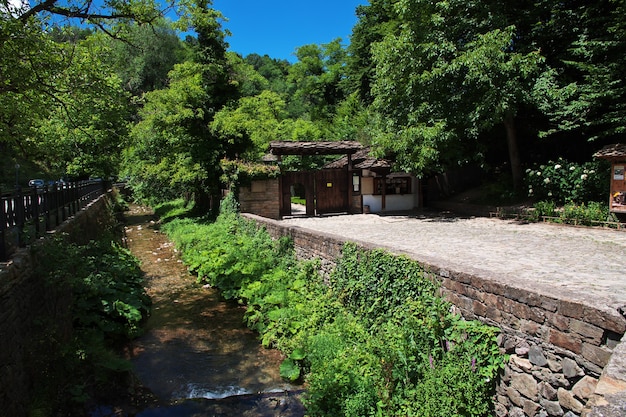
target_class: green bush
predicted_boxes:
[31,237,150,414]
[40,238,150,339]
[560,201,612,225]
[525,158,608,204]
[160,208,506,417]
[528,200,557,222]
[528,200,617,226]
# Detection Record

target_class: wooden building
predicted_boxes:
[594,143,626,213]
[324,147,420,214]
[237,141,420,219]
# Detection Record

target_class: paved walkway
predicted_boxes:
[281,210,626,314]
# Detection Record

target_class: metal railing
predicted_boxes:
[1,180,106,261]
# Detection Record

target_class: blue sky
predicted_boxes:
[212,0,368,62]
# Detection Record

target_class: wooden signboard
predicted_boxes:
[610,162,626,212]
[593,144,626,213]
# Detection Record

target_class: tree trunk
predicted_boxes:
[504,110,523,191]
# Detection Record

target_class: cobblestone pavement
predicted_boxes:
[281,210,626,313]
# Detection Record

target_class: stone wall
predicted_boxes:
[239,179,280,220]
[243,213,626,417]
[0,191,119,416]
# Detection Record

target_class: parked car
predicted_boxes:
[28,179,45,188]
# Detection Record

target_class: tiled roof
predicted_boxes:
[324,148,392,171]
[268,141,363,156]
[593,143,626,160]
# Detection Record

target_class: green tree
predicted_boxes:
[1,0,168,183]
[228,52,270,98]
[211,90,287,160]
[244,53,292,96]
[288,39,349,121]
[1,18,130,179]
[34,35,131,179]
[369,0,544,188]
[100,19,187,97]
[123,61,214,203]
[346,0,398,105]
[124,0,239,208]
[533,0,626,142]
[0,17,61,151]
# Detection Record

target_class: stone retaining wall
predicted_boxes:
[0,191,119,416]
[238,179,280,220]
[243,213,626,417]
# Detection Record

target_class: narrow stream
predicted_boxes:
[109,205,305,416]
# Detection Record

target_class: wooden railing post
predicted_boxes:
[1,189,6,261]
[31,187,40,238]
[0,181,106,260]
[15,187,24,248]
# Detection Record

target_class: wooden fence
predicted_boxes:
[0,181,105,261]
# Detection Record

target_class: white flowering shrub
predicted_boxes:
[525,158,608,204]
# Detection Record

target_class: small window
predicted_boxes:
[374,177,411,195]
[352,174,360,192]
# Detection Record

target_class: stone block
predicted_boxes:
[472,299,488,317]
[523,400,541,416]
[562,357,584,379]
[583,307,626,335]
[586,392,626,417]
[558,388,584,414]
[515,340,531,356]
[572,376,598,401]
[495,402,508,417]
[511,372,539,400]
[530,345,549,367]
[509,406,525,417]
[540,398,565,416]
[522,319,542,337]
[570,319,604,345]
[558,299,585,320]
[511,354,534,372]
[547,312,571,332]
[524,399,541,417]
[508,386,524,407]
[581,343,612,368]
[595,375,626,396]
[550,329,583,354]
[548,357,563,373]
[539,381,559,401]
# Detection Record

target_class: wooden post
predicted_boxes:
[0,189,6,261]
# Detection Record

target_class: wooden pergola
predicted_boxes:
[268,141,364,157]
[267,141,365,217]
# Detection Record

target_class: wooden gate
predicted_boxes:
[280,171,315,217]
[280,169,350,217]
[315,169,349,214]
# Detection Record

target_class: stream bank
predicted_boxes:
[96,204,305,416]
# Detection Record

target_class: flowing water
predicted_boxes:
[95,205,305,416]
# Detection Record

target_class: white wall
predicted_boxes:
[361,176,419,213]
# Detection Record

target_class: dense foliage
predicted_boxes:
[31,237,150,414]
[159,197,506,417]
[4,0,624,205]
[526,159,609,205]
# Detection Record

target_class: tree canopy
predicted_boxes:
[2,0,624,202]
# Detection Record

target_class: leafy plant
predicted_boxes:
[30,236,150,415]
[525,158,608,204]
[528,200,557,222]
[159,206,506,417]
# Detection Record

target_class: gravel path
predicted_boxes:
[281,211,626,312]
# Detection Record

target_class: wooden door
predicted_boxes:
[315,169,349,214]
